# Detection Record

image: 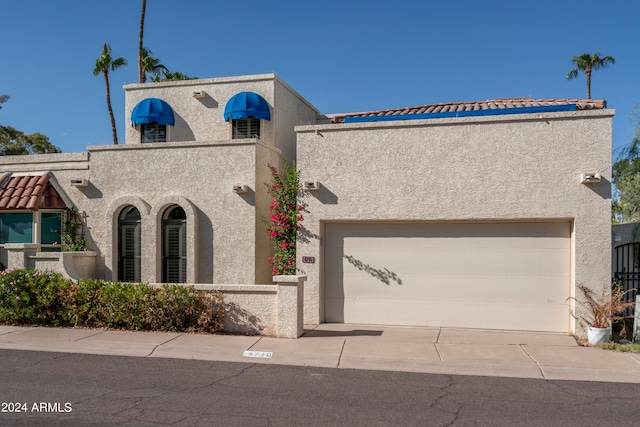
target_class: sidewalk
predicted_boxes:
[1,323,640,383]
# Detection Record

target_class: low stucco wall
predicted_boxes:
[28,251,97,281]
[182,275,306,338]
[1,245,97,282]
[194,284,278,336]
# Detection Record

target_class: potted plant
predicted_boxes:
[576,283,635,345]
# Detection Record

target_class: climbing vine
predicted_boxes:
[265,159,303,275]
[62,209,87,251]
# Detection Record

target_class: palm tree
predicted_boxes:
[566,52,615,99]
[141,47,168,83]
[93,43,127,145]
[138,0,146,83]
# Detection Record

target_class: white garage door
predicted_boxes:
[324,222,571,333]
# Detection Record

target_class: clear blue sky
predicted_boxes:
[1,0,638,157]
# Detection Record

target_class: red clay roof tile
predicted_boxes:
[331,98,607,123]
[0,173,67,211]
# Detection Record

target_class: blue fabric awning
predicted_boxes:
[224,92,271,121]
[131,98,175,126]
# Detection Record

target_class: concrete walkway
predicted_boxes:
[1,323,640,384]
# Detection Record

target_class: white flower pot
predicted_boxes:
[587,326,610,345]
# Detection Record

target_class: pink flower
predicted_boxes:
[268,257,274,264]
[280,242,288,249]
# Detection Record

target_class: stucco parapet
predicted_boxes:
[296,109,615,133]
[87,140,259,152]
[273,275,307,284]
[150,283,278,294]
[124,73,279,91]
[123,72,320,115]
[0,152,89,171]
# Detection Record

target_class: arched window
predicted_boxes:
[162,205,186,283]
[118,206,141,282]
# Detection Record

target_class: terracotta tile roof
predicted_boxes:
[330,98,607,123]
[0,173,67,210]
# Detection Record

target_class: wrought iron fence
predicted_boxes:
[613,242,640,317]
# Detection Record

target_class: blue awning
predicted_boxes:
[224,92,271,121]
[131,98,175,126]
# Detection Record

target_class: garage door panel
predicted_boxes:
[333,273,568,304]
[328,222,570,242]
[324,222,571,332]
[340,246,567,277]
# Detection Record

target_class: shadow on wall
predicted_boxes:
[225,302,265,335]
[195,93,218,109]
[584,176,612,200]
[303,329,383,338]
[305,185,338,205]
[343,253,403,286]
[172,111,195,142]
[197,209,214,283]
[236,187,255,207]
[298,225,320,244]
[76,182,103,200]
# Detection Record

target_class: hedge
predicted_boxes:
[0,269,224,333]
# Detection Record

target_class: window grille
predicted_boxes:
[232,118,260,139]
[141,123,167,143]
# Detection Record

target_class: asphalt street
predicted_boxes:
[1,349,640,426]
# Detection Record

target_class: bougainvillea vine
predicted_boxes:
[265,159,303,276]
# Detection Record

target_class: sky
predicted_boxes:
[1,0,639,158]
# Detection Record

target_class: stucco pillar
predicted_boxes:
[3,244,40,269]
[273,275,306,338]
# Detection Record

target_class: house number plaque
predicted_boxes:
[302,256,315,264]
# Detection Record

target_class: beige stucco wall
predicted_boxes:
[86,140,275,284]
[296,110,614,334]
[123,73,319,164]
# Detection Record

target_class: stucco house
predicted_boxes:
[296,98,612,334]
[0,73,613,336]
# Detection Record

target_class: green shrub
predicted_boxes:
[58,279,103,326]
[0,269,71,325]
[0,269,224,333]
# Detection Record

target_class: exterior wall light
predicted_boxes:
[580,173,601,185]
[70,178,89,187]
[193,91,205,99]
[303,181,320,191]
[233,184,248,194]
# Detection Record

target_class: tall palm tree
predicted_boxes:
[566,52,615,99]
[138,0,146,83]
[93,43,127,145]
[141,47,168,83]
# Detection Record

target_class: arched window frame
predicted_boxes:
[161,205,187,283]
[106,197,150,283]
[150,196,198,284]
[118,205,142,282]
